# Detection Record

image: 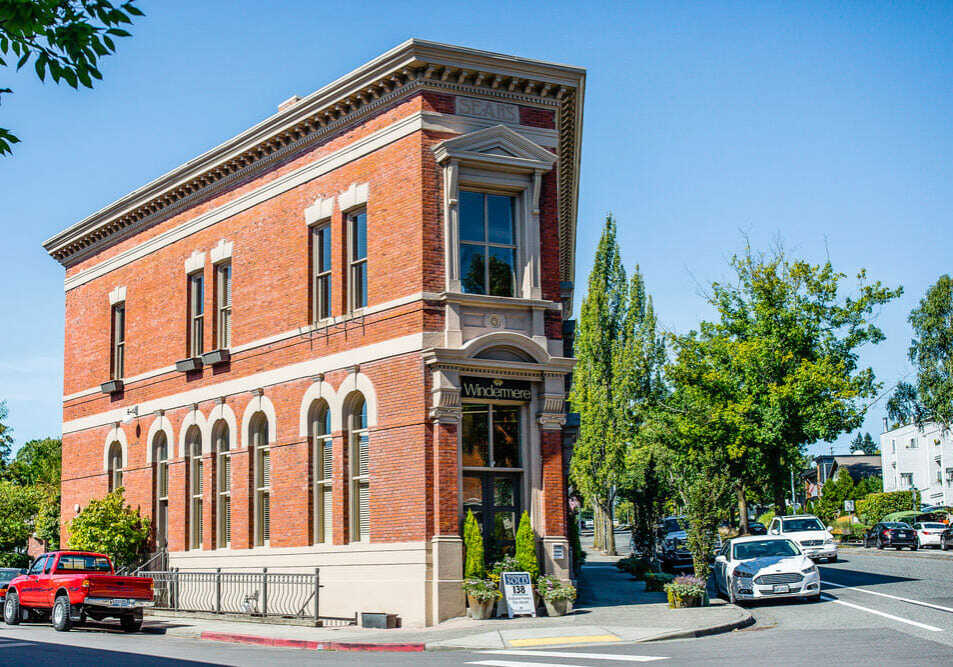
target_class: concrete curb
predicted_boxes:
[640,606,755,643]
[200,631,425,652]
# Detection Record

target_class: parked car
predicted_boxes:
[0,568,25,606]
[767,515,838,562]
[941,526,953,551]
[748,521,767,536]
[3,551,154,632]
[863,522,916,550]
[713,536,821,604]
[913,522,946,549]
[658,516,694,570]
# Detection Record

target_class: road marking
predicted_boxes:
[469,661,591,667]
[508,634,621,647]
[482,649,668,662]
[822,579,953,614]
[820,593,942,631]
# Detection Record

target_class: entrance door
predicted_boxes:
[463,472,521,562]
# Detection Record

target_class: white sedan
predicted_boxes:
[914,522,947,549]
[714,536,821,605]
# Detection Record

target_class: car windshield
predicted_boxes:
[781,518,824,532]
[54,554,112,573]
[883,522,911,529]
[734,539,801,560]
[663,517,689,532]
[921,523,945,529]
[0,569,20,584]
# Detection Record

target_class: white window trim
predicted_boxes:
[214,422,232,549]
[184,250,205,274]
[108,285,126,305]
[210,239,233,264]
[346,208,368,314]
[304,195,334,227]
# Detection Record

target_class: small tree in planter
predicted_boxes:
[514,511,539,582]
[462,510,497,617]
[665,575,708,608]
[537,575,577,616]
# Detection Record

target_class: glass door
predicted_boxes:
[463,472,521,562]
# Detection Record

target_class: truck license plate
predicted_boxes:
[772,584,790,594]
[111,599,130,607]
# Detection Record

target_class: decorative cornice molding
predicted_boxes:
[43,40,584,283]
[108,285,126,305]
[210,239,233,264]
[184,250,205,274]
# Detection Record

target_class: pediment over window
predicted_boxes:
[432,124,556,173]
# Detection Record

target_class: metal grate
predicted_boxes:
[754,572,802,585]
[799,539,823,547]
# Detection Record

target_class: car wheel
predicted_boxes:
[3,591,20,625]
[120,614,142,633]
[942,540,949,551]
[911,543,918,551]
[877,538,884,550]
[52,595,72,632]
[827,555,838,563]
[728,576,737,605]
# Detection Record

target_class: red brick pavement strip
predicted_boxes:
[200,631,426,652]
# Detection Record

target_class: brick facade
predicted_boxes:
[47,41,584,627]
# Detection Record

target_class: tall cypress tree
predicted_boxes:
[570,217,628,555]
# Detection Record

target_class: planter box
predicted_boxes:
[360,612,398,629]
[669,594,704,609]
[468,594,495,620]
[100,379,123,394]
[201,349,231,366]
[175,357,203,372]
[543,598,573,616]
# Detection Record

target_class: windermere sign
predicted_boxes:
[461,377,532,402]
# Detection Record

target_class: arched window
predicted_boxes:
[250,413,270,546]
[213,420,231,548]
[346,394,369,542]
[107,441,123,492]
[152,432,169,549]
[310,401,332,544]
[185,425,203,550]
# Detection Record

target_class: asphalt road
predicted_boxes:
[2,546,953,665]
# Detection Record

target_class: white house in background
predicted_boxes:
[881,421,953,506]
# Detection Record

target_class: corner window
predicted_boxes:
[461,403,522,468]
[188,272,204,357]
[459,191,516,297]
[215,262,232,349]
[311,223,332,322]
[110,303,125,379]
[348,210,367,311]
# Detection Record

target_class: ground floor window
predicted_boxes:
[463,472,521,561]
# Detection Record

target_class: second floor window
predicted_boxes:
[110,303,125,379]
[348,209,367,311]
[311,223,332,322]
[459,191,517,297]
[188,272,204,357]
[215,262,232,349]
[901,472,913,489]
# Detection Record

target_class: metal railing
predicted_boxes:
[143,568,354,626]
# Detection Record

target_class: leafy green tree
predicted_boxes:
[66,488,150,569]
[11,437,61,488]
[34,490,60,549]
[0,0,144,155]
[463,509,485,579]
[683,470,730,581]
[514,511,539,581]
[0,480,41,566]
[0,401,13,473]
[857,490,919,526]
[891,275,953,428]
[664,247,901,532]
[849,432,879,455]
[570,216,629,556]
[814,469,855,524]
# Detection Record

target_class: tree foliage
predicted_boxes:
[857,490,919,526]
[463,509,485,580]
[849,431,878,455]
[0,480,41,566]
[0,0,144,155]
[891,275,953,428]
[66,488,150,569]
[514,511,539,582]
[662,246,900,531]
[0,401,13,471]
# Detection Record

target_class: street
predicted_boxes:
[3,546,953,665]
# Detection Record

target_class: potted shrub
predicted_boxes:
[643,572,674,592]
[537,575,576,617]
[489,555,521,615]
[665,575,708,608]
[463,578,501,619]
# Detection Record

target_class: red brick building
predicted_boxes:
[43,40,585,626]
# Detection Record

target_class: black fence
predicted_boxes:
[144,568,355,626]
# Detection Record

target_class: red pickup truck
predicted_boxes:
[2,551,154,632]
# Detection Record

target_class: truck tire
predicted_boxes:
[52,595,72,632]
[3,591,20,625]
[120,614,142,633]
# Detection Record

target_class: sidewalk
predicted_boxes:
[144,550,751,652]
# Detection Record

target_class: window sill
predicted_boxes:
[201,349,231,366]
[175,357,203,373]
[437,291,561,311]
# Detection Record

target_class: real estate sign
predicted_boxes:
[501,571,536,618]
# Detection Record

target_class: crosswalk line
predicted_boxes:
[481,649,668,662]
[820,593,942,631]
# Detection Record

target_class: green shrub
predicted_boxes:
[665,574,708,608]
[66,489,150,569]
[514,511,539,582]
[757,511,775,527]
[857,491,919,526]
[644,572,674,592]
[616,555,653,580]
[463,509,485,579]
[462,578,501,602]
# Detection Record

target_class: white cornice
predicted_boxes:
[43,39,585,284]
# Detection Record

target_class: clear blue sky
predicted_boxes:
[2,1,951,458]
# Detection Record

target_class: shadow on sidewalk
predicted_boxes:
[574,558,667,609]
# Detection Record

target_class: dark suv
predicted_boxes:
[864,522,917,550]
